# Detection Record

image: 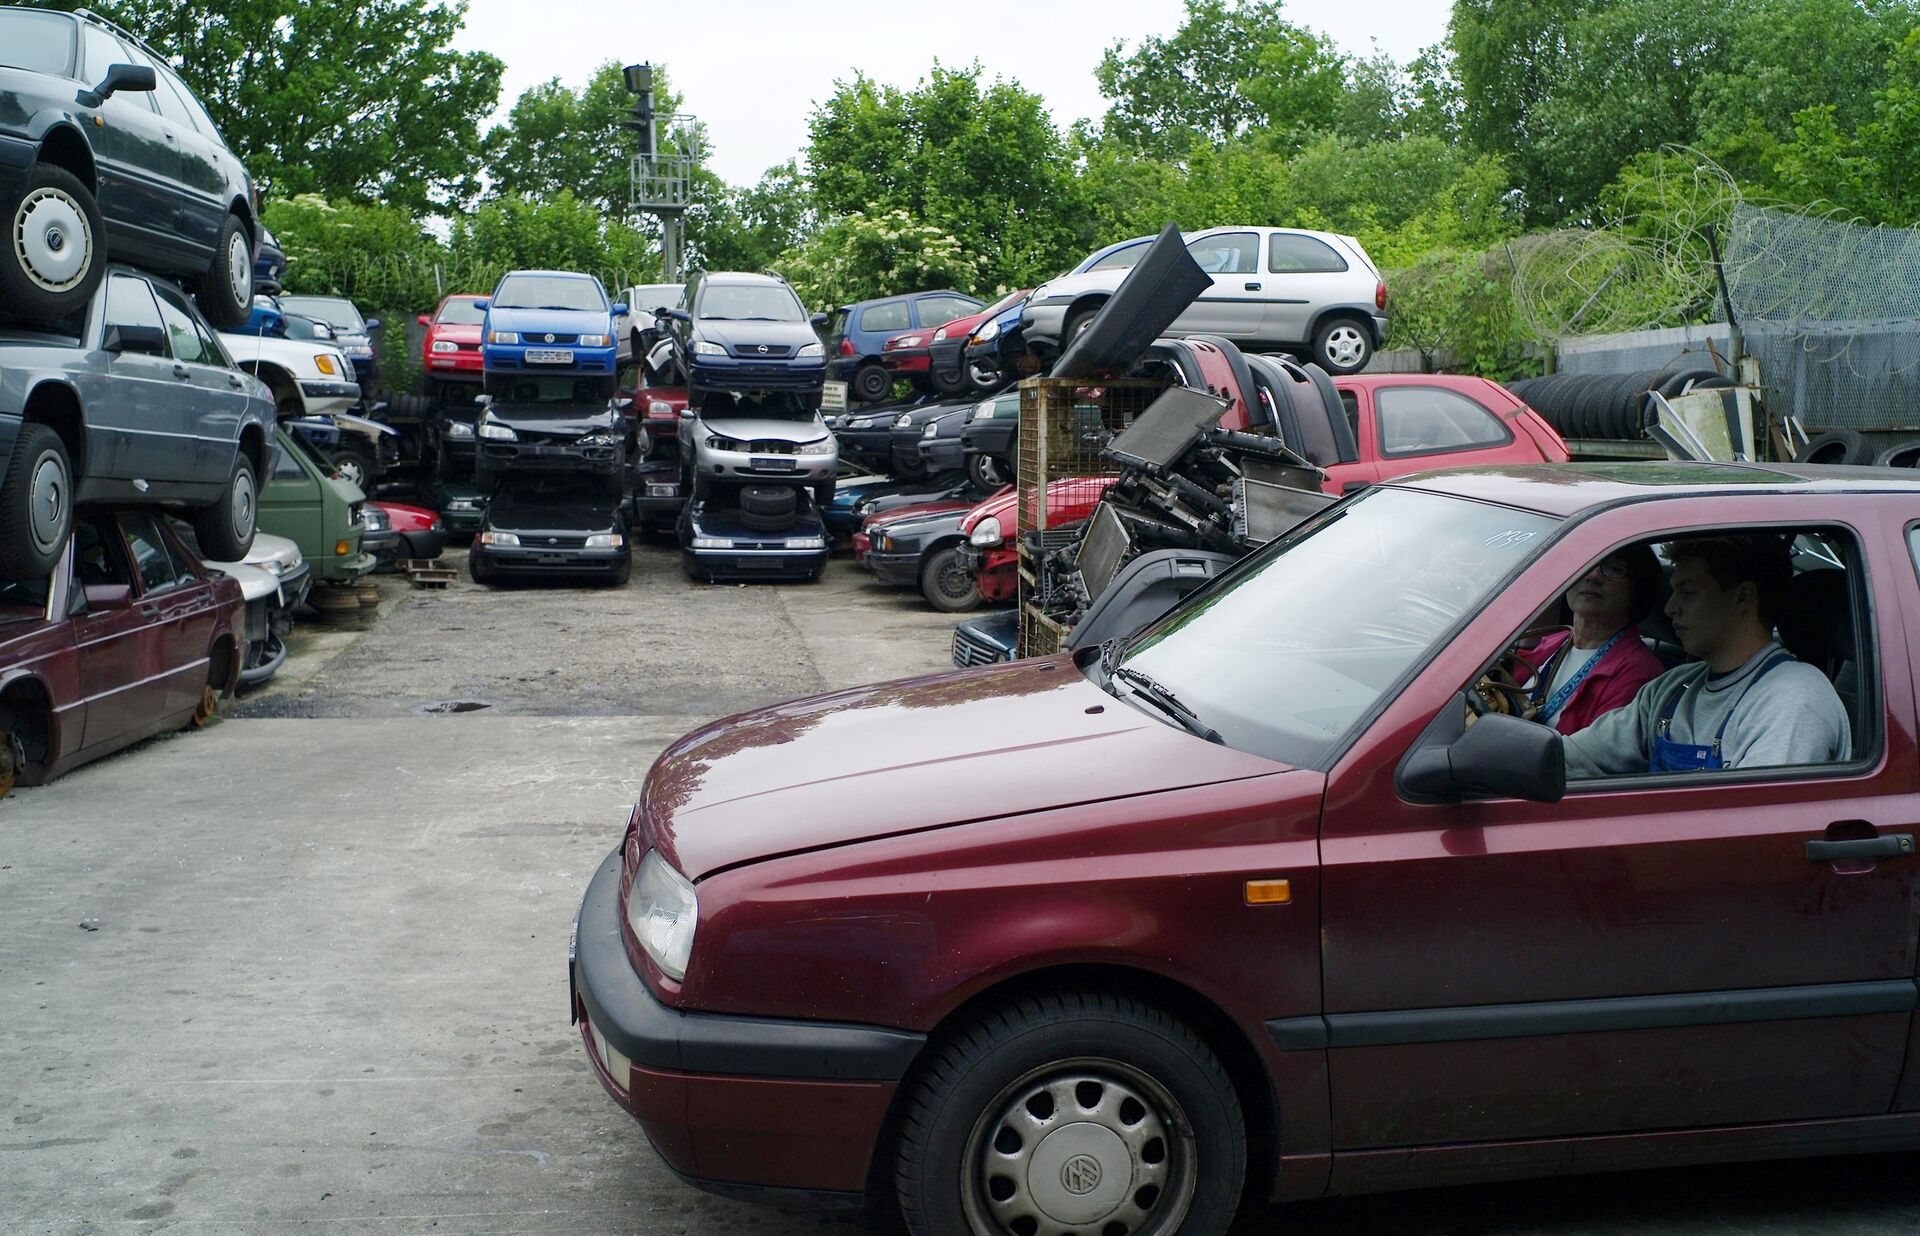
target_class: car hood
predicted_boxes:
[486,493,620,534]
[694,320,822,352]
[209,560,278,603]
[486,306,611,334]
[1030,269,1125,305]
[960,477,1114,534]
[242,532,302,572]
[431,323,482,344]
[865,498,972,529]
[700,415,830,444]
[485,403,617,435]
[641,658,1287,881]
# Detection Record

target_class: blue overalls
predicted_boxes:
[1647,651,1796,773]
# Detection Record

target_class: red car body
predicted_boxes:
[635,386,688,442]
[883,288,1031,383]
[959,477,1119,603]
[0,510,243,794]
[419,293,487,390]
[572,464,1920,1227]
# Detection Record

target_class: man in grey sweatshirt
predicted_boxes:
[1563,534,1851,777]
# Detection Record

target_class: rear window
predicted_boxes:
[859,301,910,333]
[0,11,75,76]
[1268,233,1349,274]
[1376,386,1512,456]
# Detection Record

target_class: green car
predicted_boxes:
[418,473,488,538]
[259,427,374,582]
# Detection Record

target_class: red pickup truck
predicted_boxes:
[574,462,1908,1234]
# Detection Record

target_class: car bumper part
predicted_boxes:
[689,357,827,393]
[962,422,1015,459]
[363,528,406,570]
[473,545,629,576]
[571,848,919,1197]
[697,448,834,485]
[400,527,449,561]
[483,345,618,376]
[880,349,931,374]
[865,549,923,587]
[478,442,626,476]
[921,439,965,473]
[929,339,965,377]
[682,544,830,581]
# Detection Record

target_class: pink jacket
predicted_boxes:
[1514,626,1667,736]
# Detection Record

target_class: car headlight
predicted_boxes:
[627,849,698,981]
[577,432,622,446]
[787,535,826,549]
[362,506,389,532]
[974,399,1000,419]
[584,532,623,548]
[970,516,1003,547]
[314,354,340,377]
[901,335,924,347]
[479,530,519,546]
[690,536,732,550]
[850,417,877,429]
[895,413,913,428]
[923,421,941,438]
[443,420,475,439]
[260,559,283,576]
[488,331,520,345]
[976,319,1000,342]
[577,334,610,347]
[447,499,477,511]
[432,340,459,353]
[875,534,893,551]
[706,434,742,451]
[933,327,949,342]
[693,340,725,356]
[648,399,677,415]
[796,437,834,455]
[796,341,824,358]
[478,421,517,441]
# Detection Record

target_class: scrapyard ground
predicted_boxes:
[3,540,1918,1234]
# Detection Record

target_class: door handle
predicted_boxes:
[172,363,191,380]
[1807,834,1915,862]
[1244,282,1262,291]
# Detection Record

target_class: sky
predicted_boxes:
[452,0,1452,187]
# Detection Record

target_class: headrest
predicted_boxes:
[1777,568,1853,671]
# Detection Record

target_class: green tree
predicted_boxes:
[778,210,983,311]
[451,192,657,289]
[71,0,502,211]
[1772,27,1920,224]
[689,160,815,274]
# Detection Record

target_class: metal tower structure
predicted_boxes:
[624,63,697,281]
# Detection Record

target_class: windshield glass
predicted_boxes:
[1118,488,1556,766]
[0,572,52,621]
[0,12,74,75]
[697,283,805,322]
[491,276,607,313]
[435,298,486,325]
[629,284,684,314]
[280,296,364,331]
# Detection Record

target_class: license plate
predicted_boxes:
[525,348,574,364]
[751,456,798,471]
[821,381,848,412]
[735,557,783,570]
[537,554,567,564]
[646,483,679,497]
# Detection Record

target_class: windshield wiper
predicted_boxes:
[1111,665,1222,744]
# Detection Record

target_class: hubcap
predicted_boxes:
[231,469,256,538]
[965,1062,1195,1236]
[29,450,69,554]
[1323,325,1366,369]
[227,230,252,304]
[14,187,90,290]
[335,459,365,487]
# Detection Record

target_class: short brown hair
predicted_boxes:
[1662,534,1792,625]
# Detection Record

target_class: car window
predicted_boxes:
[696,283,805,322]
[859,301,911,333]
[272,433,310,481]
[143,59,196,128]
[491,277,607,313]
[282,296,365,330]
[149,283,210,364]
[73,516,132,591]
[1268,233,1350,274]
[435,299,487,326]
[80,24,130,84]
[1338,390,1359,437]
[1086,242,1148,273]
[162,67,222,139]
[1185,233,1260,276]
[1376,387,1512,456]
[105,274,168,349]
[0,11,76,76]
[917,296,978,328]
[119,513,191,595]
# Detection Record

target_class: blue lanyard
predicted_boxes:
[1538,630,1622,721]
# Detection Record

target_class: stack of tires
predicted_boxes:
[740,485,799,533]
[1509,368,1733,442]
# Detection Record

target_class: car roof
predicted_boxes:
[702,271,787,285]
[499,270,599,281]
[1391,462,1920,519]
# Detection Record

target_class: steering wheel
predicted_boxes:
[1465,628,1564,724]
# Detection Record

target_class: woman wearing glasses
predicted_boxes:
[1515,544,1668,735]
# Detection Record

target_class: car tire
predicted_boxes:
[0,163,105,323]
[194,212,255,331]
[1796,429,1875,467]
[929,365,969,396]
[1062,307,1100,346]
[854,363,892,404]
[328,440,378,492]
[920,544,982,613]
[966,358,1002,392]
[894,991,1245,1236]
[191,453,259,562]
[1312,315,1373,375]
[0,423,72,578]
[741,506,798,534]
[741,484,798,518]
[967,453,1009,490]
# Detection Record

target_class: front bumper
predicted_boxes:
[865,548,923,587]
[880,348,930,375]
[689,356,827,394]
[473,542,629,577]
[363,527,405,570]
[929,338,965,378]
[832,426,896,471]
[477,439,627,479]
[682,542,829,582]
[696,445,835,485]
[402,526,449,561]
[889,430,931,475]
[1020,301,1070,351]
[483,343,619,376]
[572,849,919,1198]
[962,420,1015,460]
[299,380,362,416]
[426,350,484,378]
[921,437,965,473]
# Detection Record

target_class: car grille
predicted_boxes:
[524,534,588,548]
[731,343,794,358]
[953,624,1009,667]
[524,333,579,345]
[744,439,798,454]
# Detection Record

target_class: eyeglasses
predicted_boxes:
[1588,559,1630,580]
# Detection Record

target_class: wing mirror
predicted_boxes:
[610,303,629,316]
[1401,703,1565,803]
[810,312,829,329]
[84,584,133,611]
[365,318,382,332]
[417,314,431,326]
[104,323,169,357]
[78,63,155,108]
[473,299,490,313]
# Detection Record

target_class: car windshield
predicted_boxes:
[1117,487,1557,766]
[698,284,805,322]
[629,284,684,314]
[280,297,365,331]
[435,299,486,325]
[0,12,74,75]
[492,276,607,313]
[0,572,52,622]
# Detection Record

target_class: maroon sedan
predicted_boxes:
[0,510,244,795]
[573,463,1920,1233]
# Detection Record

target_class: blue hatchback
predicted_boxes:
[477,271,625,397]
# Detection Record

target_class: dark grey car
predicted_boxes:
[0,264,274,577]
[0,7,257,329]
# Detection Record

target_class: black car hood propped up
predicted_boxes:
[1051,222,1211,379]
[485,485,621,536]
[693,319,823,354]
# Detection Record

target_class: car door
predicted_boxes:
[1263,231,1358,346]
[91,272,183,482]
[150,65,230,255]
[149,279,247,484]
[259,427,323,554]
[1314,497,1919,1163]
[1369,383,1538,474]
[74,24,183,248]
[116,512,211,715]
[69,513,162,750]
[1171,231,1262,339]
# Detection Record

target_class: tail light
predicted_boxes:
[838,338,854,356]
[1375,280,1387,310]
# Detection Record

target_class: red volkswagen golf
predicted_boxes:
[574,463,1920,1234]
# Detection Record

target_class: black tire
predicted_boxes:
[920,544,982,613]
[929,364,969,396]
[1797,429,1874,467]
[0,163,105,323]
[328,439,378,492]
[190,453,259,562]
[854,363,892,404]
[895,991,1245,1236]
[0,423,71,578]
[1312,315,1373,375]
[1062,307,1099,347]
[741,484,798,518]
[741,505,798,533]
[967,453,1009,490]
[193,212,254,331]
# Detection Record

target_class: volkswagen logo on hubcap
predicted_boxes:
[1059,1155,1102,1196]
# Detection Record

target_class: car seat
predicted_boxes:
[1776,567,1861,739]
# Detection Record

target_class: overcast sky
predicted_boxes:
[453,1,1452,187]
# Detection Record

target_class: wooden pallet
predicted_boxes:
[399,558,456,589]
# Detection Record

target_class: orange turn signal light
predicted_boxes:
[334,540,351,556]
[1244,879,1291,905]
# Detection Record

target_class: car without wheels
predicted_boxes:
[478,270,624,399]
[469,474,629,587]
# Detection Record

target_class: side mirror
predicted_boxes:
[610,303,629,316]
[810,312,829,329]
[84,583,133,611]
[416,314,431,326]
[1401,704,1565,803]
[652,305,672,320]
[474,299,490,313]
[365,318,382,332]
[667,309,692,325]
[104,323,169,357]
[78,63,155,107]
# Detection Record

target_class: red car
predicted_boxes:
[957,476,1119,604]
[363,502,449,571]
[0,510,244,796]
[418,293,487,399]
[884,288,1031,395]
[574,463,1915,1233]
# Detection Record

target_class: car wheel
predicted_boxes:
[1,163,105,322]
[191,453,259,562]
[740,484,798,517]
[854,363,892,404]
[190,684,219,729]
[1312,315,1373,375]
[967,358,1002,392]
[329,440,378,491]
[1062,307,1101,347]
[920,544,982,613]
[194,212,255,331]
[1796,429,1875,467]
[929,365,969,396]
[967,453,1009,490]
[0,423,72,578]
[895,991,1245,1236]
